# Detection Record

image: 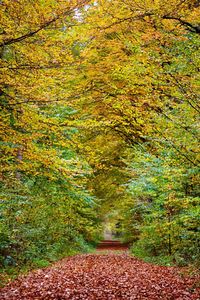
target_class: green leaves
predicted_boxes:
[118,145,200,264]
[1,0,200,274]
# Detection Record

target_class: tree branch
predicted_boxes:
[100,12,154,30]
[97,10,200,35]
[163,15,200,34]
[0,63,74,70]
[0,1,89,48]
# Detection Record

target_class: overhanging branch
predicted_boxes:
[0,0,89,48]
[163,15,200,34]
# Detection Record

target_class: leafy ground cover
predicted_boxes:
[0,253,199,300]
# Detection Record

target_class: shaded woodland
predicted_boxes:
[0,0,199,281]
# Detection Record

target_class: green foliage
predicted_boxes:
[0,1,101,276]
[119,147,200,266]
[0,161,101,275]
[131,242,173,266]
[0,0,200,280]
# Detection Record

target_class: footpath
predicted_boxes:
[0,241,199,299]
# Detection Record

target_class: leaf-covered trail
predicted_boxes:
[0,254,199,300]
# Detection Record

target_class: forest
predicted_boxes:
[0,0,200,283]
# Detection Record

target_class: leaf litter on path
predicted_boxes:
[0,253,199,299]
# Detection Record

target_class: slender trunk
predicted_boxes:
[16,148,22,180]
[168,213,172,255]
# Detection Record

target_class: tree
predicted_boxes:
[72,0,200,264]
[0,0,101,269]
[75,0,199,165]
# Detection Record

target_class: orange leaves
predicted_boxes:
[1,254,200,299]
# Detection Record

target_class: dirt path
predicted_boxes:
[96,240,129,251]
[0,252,199,300]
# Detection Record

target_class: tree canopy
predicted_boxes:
[0,0,199,274]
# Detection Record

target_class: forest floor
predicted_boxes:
[0,243,199,300]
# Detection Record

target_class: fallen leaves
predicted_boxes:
[0,254,199,299]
